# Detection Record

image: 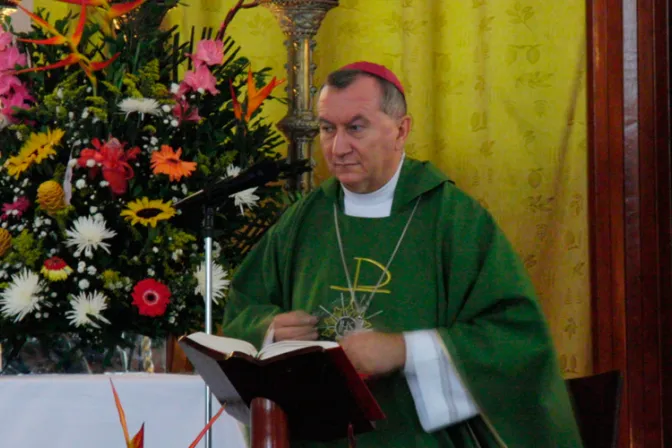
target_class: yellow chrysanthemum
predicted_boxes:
[121,197,176,228]
[0,228,11,257]
[37,180,66,215]
[4,129,65,179]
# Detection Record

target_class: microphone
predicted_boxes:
[173,158,312,210]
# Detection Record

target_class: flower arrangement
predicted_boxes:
[0,0,291,372]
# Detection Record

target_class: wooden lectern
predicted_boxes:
[251,397,289,448]
[178,335,385,446]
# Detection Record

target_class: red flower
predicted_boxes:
[77,137,141,195]
[1,196,30,220]
[41,256,73,281]
[131,279,171,317]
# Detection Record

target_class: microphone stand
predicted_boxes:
[203,203,215,448]
[173,158,311,448]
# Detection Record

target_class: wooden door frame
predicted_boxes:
[587,0,671,446]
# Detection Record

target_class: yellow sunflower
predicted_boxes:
[4,129,65,179]
[121,197,176,227]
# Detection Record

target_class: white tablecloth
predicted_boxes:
[0,373,248,448]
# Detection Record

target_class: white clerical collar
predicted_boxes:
[342,153,405,218]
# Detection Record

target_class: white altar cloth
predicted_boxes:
[0,373,248,448]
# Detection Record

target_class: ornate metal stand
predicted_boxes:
[0,0,18,22]
[261,0,339,192]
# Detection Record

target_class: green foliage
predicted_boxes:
[3,231,43,269]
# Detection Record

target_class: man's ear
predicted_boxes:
[395,115,412,151]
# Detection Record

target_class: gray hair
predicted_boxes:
[323,69,407,119]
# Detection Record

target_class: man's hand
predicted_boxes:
[339,331,406,376]
[272,311,319,341]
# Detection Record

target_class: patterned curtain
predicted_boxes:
[33,0,592,378]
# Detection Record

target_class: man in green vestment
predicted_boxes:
[221,61,583,447]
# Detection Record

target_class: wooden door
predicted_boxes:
[587,0,671,446]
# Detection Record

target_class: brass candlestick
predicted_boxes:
[260,0,338,192]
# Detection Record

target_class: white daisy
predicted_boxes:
[65,290,111,328]
[226,164,241,178]
[0,269,48,322]
[64,215,117,258]
[230,187,259,216]
[194,261,230,305]
[118,97,162,119]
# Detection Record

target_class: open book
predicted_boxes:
[185,331,339,361]
[179,332,385,442]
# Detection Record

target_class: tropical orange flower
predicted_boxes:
[150,145,197,182]
[245,67,284,121]
[57,0,147,20]
[229,80,243,121]
[110,378,226,448]
[13,2,123,84]
[230,66,285,122]
[110,379,145,448]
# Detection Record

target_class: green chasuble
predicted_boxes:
[221,158,583,447]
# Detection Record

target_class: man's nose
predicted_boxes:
[332,130,351,156]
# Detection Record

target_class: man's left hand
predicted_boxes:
[339,331,406,376]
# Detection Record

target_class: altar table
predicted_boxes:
[0,373,248,448]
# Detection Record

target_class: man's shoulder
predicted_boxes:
[271,184,331,230]
[404,158,487,214]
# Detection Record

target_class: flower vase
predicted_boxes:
[0,334,167,375]
[111,334,168,373]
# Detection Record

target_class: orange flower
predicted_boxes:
[244,67,285,121]
[229,80,243,121]
[110,378,225,448]
[57,0,148,20]
[230,67,285,122]
[110,379,145,448]
[13,3,121,85]
[150,145,197,182]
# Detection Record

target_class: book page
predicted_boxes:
[187,332,258,357]
[258,340,339,361]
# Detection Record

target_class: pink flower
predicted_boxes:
[175,81,190,98]
[183,65,219,96]
[0,74,22,96]
[9,81,33,101]
[172,98,201,123]
[1,196,30,220]
[0,31,12,52]
[0,47,27,72]
[1,90,32,118]
[187,39,224,68]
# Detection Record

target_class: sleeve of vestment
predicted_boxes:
[433,187,583,447]
[220,211,289,349]
[402,329,479,432]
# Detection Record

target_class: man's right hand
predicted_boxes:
[272,311,319,341]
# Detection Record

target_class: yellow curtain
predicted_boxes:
[34,0,591,378]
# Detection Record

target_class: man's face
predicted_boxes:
[317,76,411,193]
